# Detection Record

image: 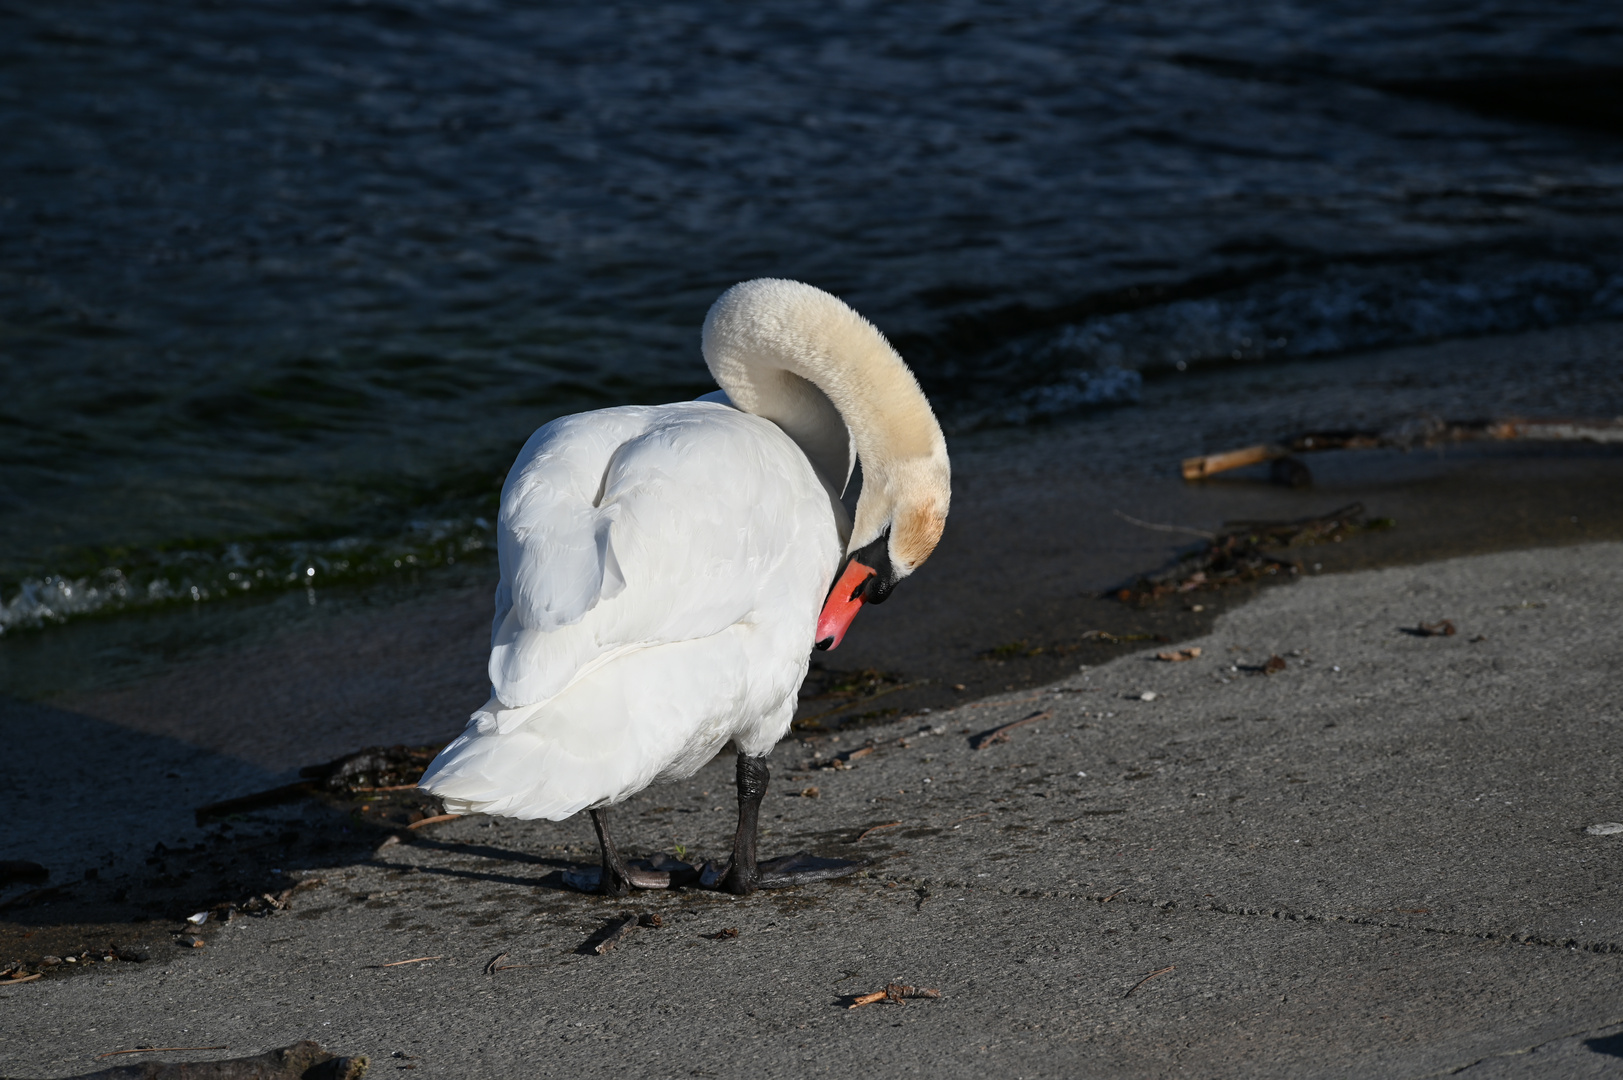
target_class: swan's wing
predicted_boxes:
[487,401,829,716]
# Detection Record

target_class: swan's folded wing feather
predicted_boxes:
[498,411,643,634]
[488,403,822,712]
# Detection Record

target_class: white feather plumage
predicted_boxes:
[420,400,841,820]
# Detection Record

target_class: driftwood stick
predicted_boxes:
[1181,444,1283,480]
[1185,416,1623,480]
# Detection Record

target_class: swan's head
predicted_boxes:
[700,276,950,651]
[814,445,950,651]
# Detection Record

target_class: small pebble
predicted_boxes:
[1139,691,1158,702]
[1585,823,1623,836]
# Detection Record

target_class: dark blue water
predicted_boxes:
[3,0,1622,632]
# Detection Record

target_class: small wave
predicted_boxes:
[0,517,496,636]
[952,252,1623,430]
[956,367,1144,429]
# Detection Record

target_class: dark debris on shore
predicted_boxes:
[1114,503,1392,605]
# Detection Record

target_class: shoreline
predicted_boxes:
[19,429,1623,765]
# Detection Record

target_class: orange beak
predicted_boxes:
[814,558,878,651]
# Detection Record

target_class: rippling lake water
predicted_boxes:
[3,0,1622,632]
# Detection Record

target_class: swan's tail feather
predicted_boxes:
[418,634,753,821]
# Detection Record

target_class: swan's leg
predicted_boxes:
[709,751,863,894]
[589,807,635,897]
[721,752,769,896]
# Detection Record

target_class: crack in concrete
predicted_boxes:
[877,873,1623,955]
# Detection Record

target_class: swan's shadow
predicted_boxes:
[388,836,582,891]
[394,838,863,893]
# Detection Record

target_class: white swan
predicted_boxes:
[418,279,950,895]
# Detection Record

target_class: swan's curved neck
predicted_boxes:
[702,279,950,569]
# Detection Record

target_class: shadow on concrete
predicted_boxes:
[1583,1032,1623,1060]
[0,696,407,964]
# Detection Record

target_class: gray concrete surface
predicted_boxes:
[4,543,1623,1078]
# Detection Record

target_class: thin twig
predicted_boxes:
[406,813,460,830]
[1112,509,1216,540]
[4,973,42,984]
[1123,965,1176,998]
[971,710,1053,750]
[96,1046,229,1059]
[351,783,421,792]
[593,913,641,955]
[373,956,444,968]
[855,821,901,841]
[848,991,888,1009]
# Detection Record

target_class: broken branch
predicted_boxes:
[886,983,941,1002]
[592,913,641,954]
[848,983,942,1008]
